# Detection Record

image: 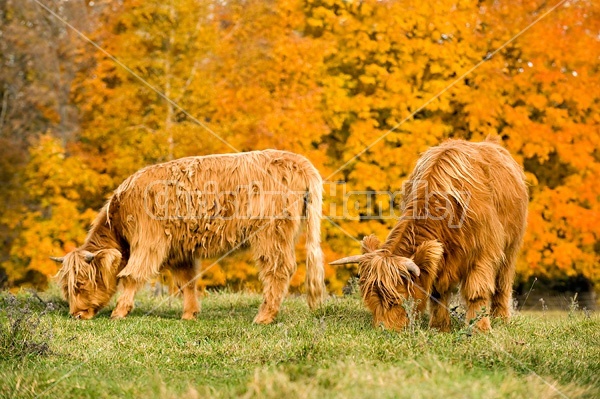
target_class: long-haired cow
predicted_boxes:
[52,150,325,323]
[332,138,528,332]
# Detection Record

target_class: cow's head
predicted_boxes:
[331,235,443,331]
[52,249,122,319]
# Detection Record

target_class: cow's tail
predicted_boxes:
[304,171,325,309]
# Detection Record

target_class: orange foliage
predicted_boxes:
[2,0,599,294]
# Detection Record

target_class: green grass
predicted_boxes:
[1,288,599,399]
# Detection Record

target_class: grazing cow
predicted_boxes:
[52,150,325,323]
[331,138,528,332]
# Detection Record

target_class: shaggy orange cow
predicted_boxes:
[51,150,325,323]
[332,138,528,332]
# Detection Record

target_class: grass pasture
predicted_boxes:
[1,288,599,399]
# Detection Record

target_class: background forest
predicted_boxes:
[1,0,599,300]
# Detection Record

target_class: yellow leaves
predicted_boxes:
[349,163,388,191]
[524,171,538,187]
[4,197,95,284]
[359,75,376,86]
[385,73,408,94]
[429,63,444,75]
[312,0,600,290]
[522,179,600,282]
[549,92,563,105]
[4,0,600,292]
[307,17,324,28]
[527,94,547,110]
[309,5,336,20]
[0,133,111,285]
[521,140,553,162]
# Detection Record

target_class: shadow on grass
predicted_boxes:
[98,295,263,322]
[43,289,373,333]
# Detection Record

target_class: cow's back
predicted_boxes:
[108,150,320,259]
[403,138,528,272]
[474,140,528,245]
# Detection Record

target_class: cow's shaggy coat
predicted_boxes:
[331,138,528,331]
[54,150,325,323]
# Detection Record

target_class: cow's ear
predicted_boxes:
[412,240,443,290]
[94,249,122,287]
[361,234,381,254]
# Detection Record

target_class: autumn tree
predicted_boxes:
[3,135,106,286]
[0,0,95,286]
[306,0,600,292]
[3,0,599,296]
[69,0,334,292]
[71,0,227,183]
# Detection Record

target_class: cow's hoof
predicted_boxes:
[181,311,198,321]
[110,307,130,320]
[430,323,451,333]
[475,317,491,332]
[253,313,275,325]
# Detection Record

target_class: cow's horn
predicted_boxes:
[329,255,364,265]
[82,251,95,262]
[405,260,420,277]
[50,256,64,263]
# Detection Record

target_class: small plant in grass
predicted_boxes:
[449,296,467,330]
[582,307,592,319]
[457,307,487,338]
[568,293,579,317]
[0,291,55,359]
[400,297,421,334]
[342,277,361,299]
[539,298,548,313]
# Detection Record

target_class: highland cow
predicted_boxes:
[331,138,528,332]
[51,150,325,323]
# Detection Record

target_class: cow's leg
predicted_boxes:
[171,262,200,320]
[252,241,297,325]
[491,244,518,321]
[118,242,168,282]
[112,243,167,319]
[462,262,495,332]
[111,277,144,319]
[428,288,452,332]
